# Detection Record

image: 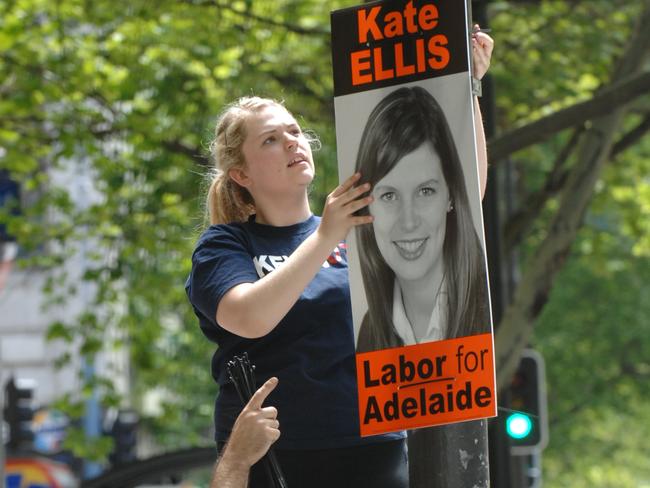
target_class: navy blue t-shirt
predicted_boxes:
[186,214,403,450]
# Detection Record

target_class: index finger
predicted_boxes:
[247,377,279,410]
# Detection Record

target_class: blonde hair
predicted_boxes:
[206,96,285,225]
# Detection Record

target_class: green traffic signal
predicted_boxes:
[505,412,533,440]
[503,350,549,454]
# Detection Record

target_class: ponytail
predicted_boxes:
[207,171,254,225]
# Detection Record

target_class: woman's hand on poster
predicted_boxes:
[318,172,374,244]
[472,24,494,80]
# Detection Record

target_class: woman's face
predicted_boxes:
[369,143,450,283]
[239,105,314,197]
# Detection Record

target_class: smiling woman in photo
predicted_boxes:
[354,85,490,353]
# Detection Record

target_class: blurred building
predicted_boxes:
[0,159,129,421]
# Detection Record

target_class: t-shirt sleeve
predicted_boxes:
[186,225,259,329]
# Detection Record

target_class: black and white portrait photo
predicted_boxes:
[334,76,492,353]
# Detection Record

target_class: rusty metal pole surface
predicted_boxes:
[408,420,489,488]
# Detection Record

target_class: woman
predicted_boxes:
[185,96,409,487]
[355,86,490,353]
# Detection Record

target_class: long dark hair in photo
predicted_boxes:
[354,86,490,352]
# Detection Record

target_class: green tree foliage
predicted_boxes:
[488,1,650,486]
[1,0,649,483]
[531,109,650,485]
[537,250,650,486]
[1,0,347,458]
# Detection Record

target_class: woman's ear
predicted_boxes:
[447,200,454,213]
[228,167,251,188]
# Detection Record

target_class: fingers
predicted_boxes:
[260,406,278,419]
[339,182,371,206]
[472,24,494,53]
[350,215,374,226]
[320,172,375,242]
[263,417,280,437]
[247,377,278,410]
[331,172,361,198]
[336,183,373,223]
[345,193,373,215]
[330,175,371,206]
[474,35,493,58]
[328,175,373,218]
[471,24,493,81]
[472,41,489,67]
[261,416,280,443]
[269,427,281,442]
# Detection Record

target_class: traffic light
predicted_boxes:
[505,349,548,455]
[4,377,36,451]
[109,408,139,465]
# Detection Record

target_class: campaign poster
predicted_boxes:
[331,0,497,437]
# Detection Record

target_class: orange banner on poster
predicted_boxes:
[356,333,496,436]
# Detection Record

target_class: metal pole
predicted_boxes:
[78,160,103,480]
[82,358,103,479]
[470,0,518,486]
[527,451,543,488]
[408,419,490,488]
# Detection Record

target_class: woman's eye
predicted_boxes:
[290,128,302,136]
[263,136,277,145]
[419,187,436,197]
[380,191,397,202]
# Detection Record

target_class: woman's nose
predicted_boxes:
[400,199,421,232]
[285,133,299,150]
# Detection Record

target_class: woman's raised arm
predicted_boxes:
[471,25,494,200]
[216,173,373,338]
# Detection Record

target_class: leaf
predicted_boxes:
[46,321,74,343]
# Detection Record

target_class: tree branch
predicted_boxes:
[610,112,650,158]
[495,3,650,389]
[488,70,650,163]
[267,71,331,109]
[503,128,583,251]
[185,0,330,37]
[162,139,210,167]
[503,112,650,251]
